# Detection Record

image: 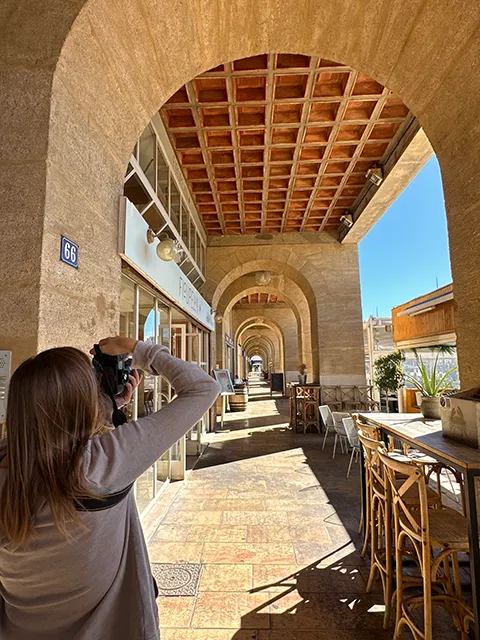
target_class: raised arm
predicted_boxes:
[84,339,220,492]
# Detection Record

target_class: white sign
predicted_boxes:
[120,199,214,331]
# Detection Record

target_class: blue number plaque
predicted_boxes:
[60,236,79,268]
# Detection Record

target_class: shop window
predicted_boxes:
[170,178,181,232]
[124,173,151,211]
[143,202,166,234]
[119,276,135,422]
[138,125,156,189]
[156,149,169,211]
[136,287,156,510]
[181,200,189,247]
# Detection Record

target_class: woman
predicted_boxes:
[0,336,220,639]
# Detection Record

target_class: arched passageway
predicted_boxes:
[2,0,480,387]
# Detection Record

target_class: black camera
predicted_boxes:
[92,345,133,427]
[92,345,133,396]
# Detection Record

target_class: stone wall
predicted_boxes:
[2,0,480,396]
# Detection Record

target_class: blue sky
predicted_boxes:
[359,156,452,320]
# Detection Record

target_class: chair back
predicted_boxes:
[319,405,334,428]
[358,431,387,496]
[353,415,381,441]
[378,448,429,543]
[342,417,359,447]
[332,411,349,424]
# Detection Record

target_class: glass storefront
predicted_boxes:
[119,271,211,515]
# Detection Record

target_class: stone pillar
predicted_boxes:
[0,68,52,369]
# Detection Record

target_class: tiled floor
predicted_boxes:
[146,378,465,639]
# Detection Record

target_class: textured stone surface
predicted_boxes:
[2,0,480,386]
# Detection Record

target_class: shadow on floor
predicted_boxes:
[192,383,466,638]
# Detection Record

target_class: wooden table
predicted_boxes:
[358,413,480,639]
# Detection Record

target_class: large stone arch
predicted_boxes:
[2,0,480,382]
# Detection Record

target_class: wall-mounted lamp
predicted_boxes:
[340,213,353,228]
[366,165,384,186]
[215,312,224,323]
[146,229,179,262]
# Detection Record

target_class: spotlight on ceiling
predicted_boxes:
[255,271,271,286]
[340,213,353,228]
[366,165,384,186]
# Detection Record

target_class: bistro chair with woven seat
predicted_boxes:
[358,433,443,629]
[353,416,381,540]
[379,448,473,640]
[358,430,394,628]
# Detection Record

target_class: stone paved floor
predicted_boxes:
[144,377,464,639]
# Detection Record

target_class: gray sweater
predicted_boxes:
[0,341,220,639]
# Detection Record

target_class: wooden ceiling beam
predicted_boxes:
[316,88,391,232]
[185,82,226,234]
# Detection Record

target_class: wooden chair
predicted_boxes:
[358,433,442,629]
[379,448,473,640]
[358,431,394,628]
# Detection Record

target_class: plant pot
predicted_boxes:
[298,374,307,384]
[420,396,441,420]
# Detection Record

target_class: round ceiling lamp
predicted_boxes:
[255,271,271,286]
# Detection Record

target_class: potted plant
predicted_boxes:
[402,348,457,420]
[373,351,405,412]
[298,363,307,384]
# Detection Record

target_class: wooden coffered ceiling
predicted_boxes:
[235,293,286,305]
[160,54,412,236]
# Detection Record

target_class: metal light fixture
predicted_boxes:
[156,238,178,262]
[146,229,179,262]
[340,213,353,228]
[255,271,271,286]
[215,312,224,323]
[366,165,383,186]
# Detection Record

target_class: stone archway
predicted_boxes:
[2,1,480,382]
[238,319,285,375]
[218,278,313,378]
[211,259,319,377]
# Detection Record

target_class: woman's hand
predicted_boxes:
[92,336,138,356]
[115,369,143,408]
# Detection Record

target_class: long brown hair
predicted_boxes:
[0,347,106,547]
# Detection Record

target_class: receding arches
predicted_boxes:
[214,268,317,378]
[239,321,284,374]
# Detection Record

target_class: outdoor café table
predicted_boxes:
[358,412,480,639]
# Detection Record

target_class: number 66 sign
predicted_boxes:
[60,236,79,269]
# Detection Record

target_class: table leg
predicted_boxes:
[464,470,480,639]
